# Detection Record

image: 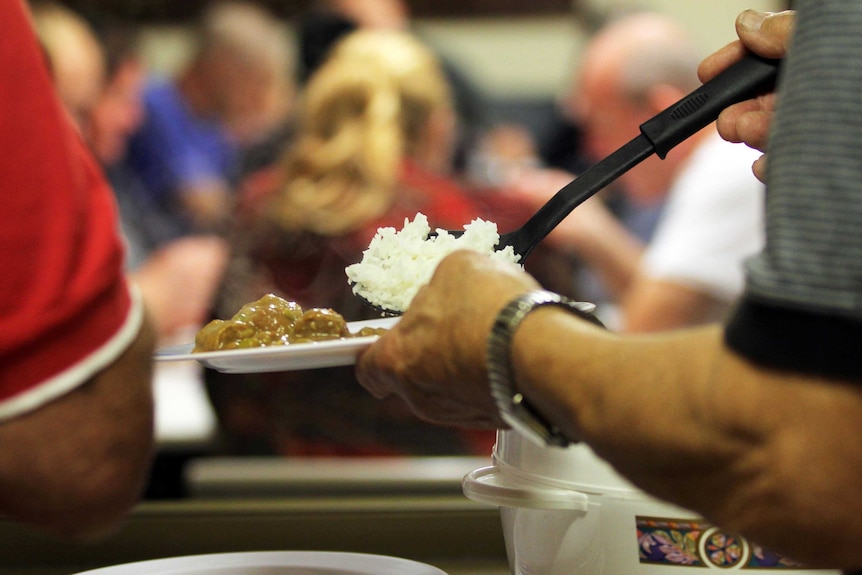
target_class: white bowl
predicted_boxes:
[71,551,448,574]
[463,430,837,575]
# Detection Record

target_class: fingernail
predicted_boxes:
[738,9,767,32]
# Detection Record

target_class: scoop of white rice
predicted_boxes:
[345,213,521,312]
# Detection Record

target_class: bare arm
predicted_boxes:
[514,310,862,566]
[0,316,156,539]
[0,0,157,539]
[513,307,862,567]
[358,251,862,568]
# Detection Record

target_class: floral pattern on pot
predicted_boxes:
[637,516,808,569]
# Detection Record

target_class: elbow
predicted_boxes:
[17,401,156,539]
[704,427,862,569]
[39,440,155,540]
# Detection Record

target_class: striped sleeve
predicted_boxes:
[725,1,862,379]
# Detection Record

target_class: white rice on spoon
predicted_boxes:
[346,213,521,312]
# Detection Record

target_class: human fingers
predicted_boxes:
[355,300,502,427]
[715,92,776,151]
[734,9,795,59]
[355,325,404,400]
[752,154,768,183]
[698,40,747,84]
[363,251,537,386]
[715,91,775,184]
[356,251,539,425]
[356,314,504,428]
[698,10,795,83]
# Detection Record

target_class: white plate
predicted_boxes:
[71,551,447,574]
[154,317,398,374]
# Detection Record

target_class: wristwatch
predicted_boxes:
[487,289,603,447]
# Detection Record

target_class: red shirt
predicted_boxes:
[0,1,141,420]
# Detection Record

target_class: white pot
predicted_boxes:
[463,430,837,575]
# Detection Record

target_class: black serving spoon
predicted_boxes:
[354,53,780,315]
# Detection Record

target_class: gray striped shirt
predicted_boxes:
[725,1,862,378]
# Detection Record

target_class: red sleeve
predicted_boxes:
[0,1,142,420]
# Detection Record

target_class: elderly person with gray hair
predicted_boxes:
[512,12,765,332]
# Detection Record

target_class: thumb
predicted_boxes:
[736,10,796,59]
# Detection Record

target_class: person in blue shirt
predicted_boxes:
[127,1,293,235]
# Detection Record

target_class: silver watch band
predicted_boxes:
[487,289,602,447]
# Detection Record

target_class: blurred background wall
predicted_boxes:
[416,0,783,98]
[133,0,784,100]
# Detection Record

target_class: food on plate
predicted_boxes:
[345,212,521,312]
[193,294,386,352]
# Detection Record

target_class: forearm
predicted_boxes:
[510,311,728,477]
[509,309,862,567]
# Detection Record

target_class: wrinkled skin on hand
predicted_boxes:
[356,250,540,429]
[698,9,796,182]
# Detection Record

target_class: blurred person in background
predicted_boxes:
[510,12,765,331]
[0,0,155,537]
[296,0,489,174]
[80,11,188,270]
[126,1,293,235]
[204,29,576,456]
[298,0,409,83]
[33,2,229,342]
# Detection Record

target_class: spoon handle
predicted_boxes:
[510,53,780,259]
[640,53,780,158]
[509,136,654,258]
